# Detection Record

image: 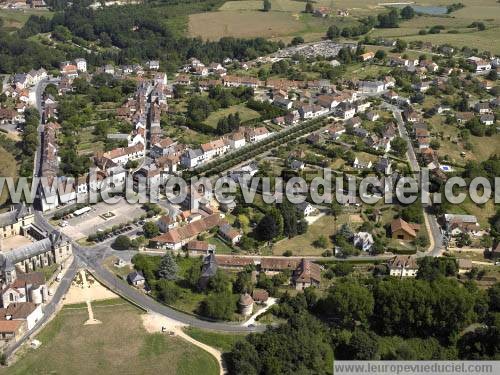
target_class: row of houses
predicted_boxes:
[180,126,271,168]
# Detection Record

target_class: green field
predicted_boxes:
[183,327,245,353]
[1,300,218,375]
[430,117,500,166]
[204,103,260,128]
[0,145,18,205]
[272,214,349,256]
[0,8,53,29]
[188,0,356,41]
[190,0,500,52]
[369,0,500,54]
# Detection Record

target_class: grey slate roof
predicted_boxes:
[0,204,31,228]
[0,230,66,271]
[201,253,218,278]
[127,271,145,284]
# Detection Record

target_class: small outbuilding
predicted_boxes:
[238,293,254,316]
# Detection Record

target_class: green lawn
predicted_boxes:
[183,327,245,353]
[0,145,18,206]
[203,103,260,128]
[430,117,500,165]
[0,8,53,29]
[208,235,235,254]
[1,301,218,375]
[272,214,349,256]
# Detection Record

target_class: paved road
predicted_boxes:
[4,257,79,358]
[383,102,443,256]
[34,212,265,334]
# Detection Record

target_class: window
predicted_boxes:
[9,293,14,302]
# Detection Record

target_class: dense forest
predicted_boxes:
[228,267,500,373]
[0,0,281,73]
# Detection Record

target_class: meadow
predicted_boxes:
[0,8,53,29]
[0,300,219,375]
[189,0,500,53]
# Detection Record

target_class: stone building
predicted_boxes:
[0,205,34,240]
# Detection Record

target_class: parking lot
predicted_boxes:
[59,198,146,240]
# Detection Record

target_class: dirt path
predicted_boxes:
[141,312,225,375]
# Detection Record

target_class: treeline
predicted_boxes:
[15,1,281,73]
[0,32,65,74]
[228,276,500,373]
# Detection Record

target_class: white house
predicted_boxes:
[353,232,374,252]
[181,149,205,168]
[245,127,269,143]
[74,58,87,72]
[353,156,372,169]
[358,81,385,94]
[388,255,418,277]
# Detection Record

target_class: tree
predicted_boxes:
[330,200,343,220]
[256,214,279,241]
[458,327,500,359]
[234,271,254,294]
[332,262,353,277]
[208,270,231,293]
[227,313,333,374]
[200,291,235,320]
[290,36,304,46]
[488,283,500,312]
[373,278,475,340]
[186,258,202,290]
[394,39,407,53]
[113,235,130,250]
[317,282,374,328]
[375,49,387,60]
[156,279,181,304]
[305,1,313,13]
[456,232,472,247]
[401,202,424,224]
[52,25,72,41]
[400,5,415,19]
[417,257,457,281]
[337,223,354,241]
[157,253,178,280]
[391,136,407,157]
[143,221,160,238]
[414,233,429,249]
[327,25,340,39]
[337,329,380,360]
[313,235,328,248]
[263,0,271,12]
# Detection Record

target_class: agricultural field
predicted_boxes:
[369,0,500,54]
[189,0,500,53]
[188,0,356,41]
[1,301,219,375]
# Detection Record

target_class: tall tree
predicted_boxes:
[157,253,178,280]
[400,5,415,19]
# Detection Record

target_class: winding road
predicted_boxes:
[8,79,445,359]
